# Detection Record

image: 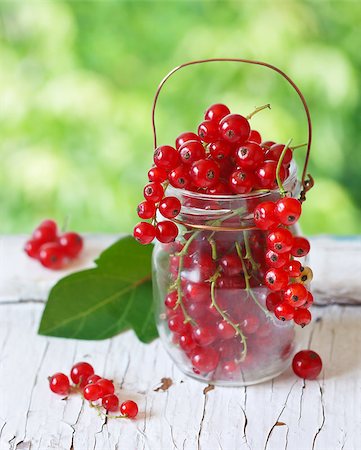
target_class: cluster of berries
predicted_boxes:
[24,219,83,270]
[49,361,138,419]
[254,198,313,326]
[134,103,297,245]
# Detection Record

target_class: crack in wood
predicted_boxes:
[0,299,45,305]
[312,383,326,450]
[298,379,306,423]
[196,392,208,450]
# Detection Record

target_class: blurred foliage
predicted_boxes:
[0,1,360,235]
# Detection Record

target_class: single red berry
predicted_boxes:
[191,252,216,280]
[208,140,232,161]
[241,316,260,334]
[133,222,156,245]
[219,254,243,276]
[159,197,181,219]
[291,237,310,257]
[219,114,251,144]
[274,302,295,321]
[284,260,302,277]
[49,373,70,395]
[267,228,294,254]
[222,360,239,374]
[235,142,264,171]
[204,103,231,122]
[83,383,102,401]
[164,291,178,309]
[217,321,236,340]
[148,166,168,182]
[292,350,322,379]
[32,222,58,245]
[254,201,278,230]
[294,308,312,327]
[168,314,188,334]
[260,140,276,150]
[299,291,314,309]
[154,145,180,170]
[248,130,262,144]
[86,374,101,384]
[24,239,42,259]
[156,220,178,243]
[190,159,220,188]
[175,132,201,149]
[179,140,206,164]
[284,283,308,307]
[265,249,289,268]
[39,243,66,270]
[143,182,164,203]
[256,161,286,189]
[120,400,138,418]
[102,394,119,412]
[266,291,283,312]
[137,200,156,219]
[229,169,256,194]
[39,219,57,233]
[266,143,293,165]
[179,333,197,352]
[193,326,216,346]
[184,282,211,303]
[275,198,302,226]
[191,346,219,372]
[58,232,83,258]
[265,268,289,291]
[96,378,115,397]
[169,165,192,189]
[198,120,220,143]
[207,181,232,195]
[70,362,95,387]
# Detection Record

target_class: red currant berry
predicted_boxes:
[222,360,239,375]
[58,232,83,258]
[253,201,278,230]
[83,383,102,401]
[284,283,308,307]
[248,130,262,144]
[217,321,236,340]
[49,373,70,395]
[208,140,232,161]
[70,362,94,387]
[265,268,289,291]
[291,237,310,257]
[154,145,180,170]
[204,103,230,122]
[143,182,164,203]
[191,252,216,279]
[137,200,156,219]
[207,181,232,195]
[102,394,119,412]
[265,249,289,268]
[235,142,264,171]
[24,239,42,259]
[32,223,58,245]
[190,159,220,188]
[191,346,219,372]
[294,308,312,327]
[179,333,197,352]
[169,165,192,189]
[39,243,66,270]
[96,378,115,397]
[164,291,178,309]
[198,120,220,143]
[148,166,168,182]
[39,219,57,233]
[241,316,260,334]
[184,282,211,303]
[193,326,216,346]
[120,400,138,418]
[156,220,178,243]
[274,302,295,321]
[86,374,101,384]
[179,140,206,164]
[275,198,302,226]
[284,260,302,277]
[168,314,188,334]
[292,350,322,380]
[266,291,283,312]
[299,291,314,309]
[267,228,293,254]
[175,132,201,149]
[133,222,156,245]
[266,143,293,165]
[219,114,251,144]
[219,254,243,276]
[260,140,276,150]
[229,169,256,194]
[256,161,286,189]
[159,197,181,219]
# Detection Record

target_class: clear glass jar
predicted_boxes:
[152,163,301,386]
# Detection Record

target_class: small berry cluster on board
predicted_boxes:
[49,361,138,419]
[24,219,83,270]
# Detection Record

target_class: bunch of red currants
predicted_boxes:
[49,361,138,419]
[24,219,83,270]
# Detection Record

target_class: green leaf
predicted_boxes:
[38,236,158,343]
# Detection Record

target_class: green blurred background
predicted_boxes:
[0,1,360,235]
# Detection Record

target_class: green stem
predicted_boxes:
[243,230,259,272]
[246,103,271,120]
[276,137,293,197]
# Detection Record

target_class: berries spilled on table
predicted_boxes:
[24,219,83,270]
[49,361,139,419]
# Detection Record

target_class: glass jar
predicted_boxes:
[152,162,302,386]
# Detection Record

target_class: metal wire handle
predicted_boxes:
[151,58,314,201]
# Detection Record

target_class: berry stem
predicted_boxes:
[243,230,259,272]
[276,137,293,197]
[291,142,307,150]
[246,103,271,120]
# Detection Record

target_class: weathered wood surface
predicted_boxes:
[0,234,360,450]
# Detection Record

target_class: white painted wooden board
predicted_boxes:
[1,234,361,450]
